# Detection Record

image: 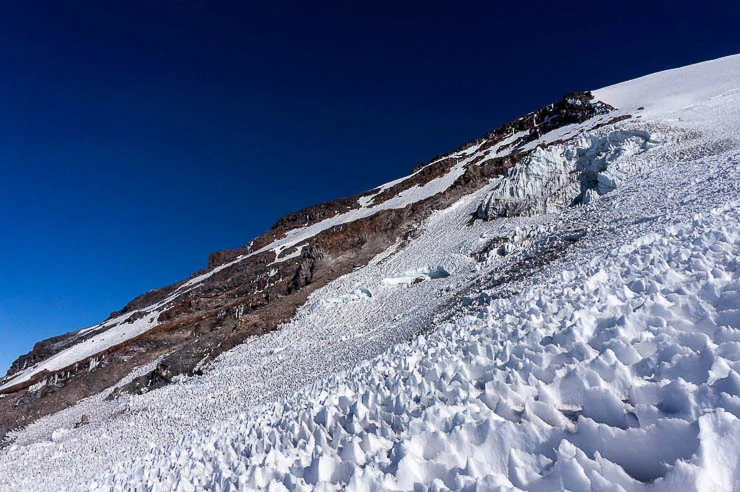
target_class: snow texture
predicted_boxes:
[1,54,740,491]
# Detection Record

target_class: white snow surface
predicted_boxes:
[594,53,740,119]
[2,54,740,491]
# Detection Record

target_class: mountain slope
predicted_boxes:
[1,54,740,491]
[0,91,615,436]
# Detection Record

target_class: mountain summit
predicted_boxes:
[2,54,740,491]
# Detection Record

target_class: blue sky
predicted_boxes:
[1,1,739,373]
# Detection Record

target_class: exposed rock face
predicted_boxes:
[0,91,614,441]
[289,246,324,293]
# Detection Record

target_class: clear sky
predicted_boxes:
[1,1,738,374]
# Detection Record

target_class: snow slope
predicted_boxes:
[594,54,740,118]
[1,54,740,491]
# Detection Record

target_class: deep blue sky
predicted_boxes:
[1,1,738,373]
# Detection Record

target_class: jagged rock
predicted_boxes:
[289,245,324,293]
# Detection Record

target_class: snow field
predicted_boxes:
[594,54,740,119]
[36,135,737,490]
[95,199,740,491]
